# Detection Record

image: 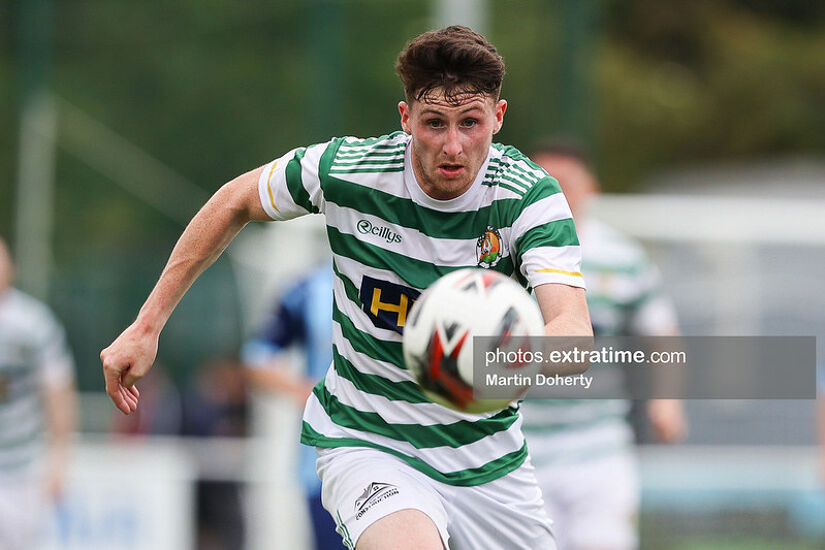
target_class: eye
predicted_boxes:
[461,118,479,128]
[426,119,444,129]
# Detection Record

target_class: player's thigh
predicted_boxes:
[357,509,444,550]
[317,447,449,550]
[444,457,556,549]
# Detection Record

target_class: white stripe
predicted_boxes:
[326,203,491,267]
[510,194,573,243]
[332,321,411,385]
[340,135,408,150]
[302,142,327,212]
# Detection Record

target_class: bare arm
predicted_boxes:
[101,166,270,414]
[534,283,593,375]
[244,363,316,407]
[42,380,77,500]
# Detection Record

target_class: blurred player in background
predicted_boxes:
[520,143,687,550]
[0,237,77,550]
[102,26,592,549]
[818,362,825,483]
[241,263,345,550]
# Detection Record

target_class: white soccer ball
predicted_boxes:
[402,268,545,413]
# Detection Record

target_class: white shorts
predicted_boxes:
[0,473,45,550]
[535,452,639,550]
[317,446,557,550]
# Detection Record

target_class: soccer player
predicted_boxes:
[0,237,77,550]
[520,143,687,550]
[241,263,345,550]
[101,26,591,549]
[818,363,825,482]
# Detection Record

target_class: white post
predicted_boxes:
[433,0,489,34]
[14,90,57,300]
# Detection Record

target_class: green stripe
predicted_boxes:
[302,422,527,486]
[507,162,542,183]
[324,173,560,240]
[317,138,343,188]
[340,133,407,148]
[483,180,526,196]
[328,226,517,290]
[335,149,404,164]
[327,226,454,289]
[332,345,429,403]
[339,143,406,153]
[500,174,532,193]
[285,147,319,213]
[312,380,519,449]
[332,260,362,306]
[336,510,354,549]
[514,219,580,259]
[332,158,405,167]
[338,143,406,153]
[332,303,405,369]
[492,143,530,162]
[329,166,405,174]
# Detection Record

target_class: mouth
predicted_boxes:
[438,163,464,178]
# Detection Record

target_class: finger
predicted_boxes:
[122,366,144,388]
[103,364,131,415]
[119,383,138,406]
[110,387,132,415]
[119,385,139,412]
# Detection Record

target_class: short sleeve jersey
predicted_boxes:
[520,219,679,466]
[258,131,584,486]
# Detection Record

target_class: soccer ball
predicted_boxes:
[402,268,545,413]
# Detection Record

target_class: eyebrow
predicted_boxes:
[420,105,484,117]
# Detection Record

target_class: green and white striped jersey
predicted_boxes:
[520,219,678,467]
[0,289,75,475]
[257,131,584,486]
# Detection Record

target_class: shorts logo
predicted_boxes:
[477,226,504,268]
[357,219,402,244]
[354,482,400,520]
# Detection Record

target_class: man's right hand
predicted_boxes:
[100,322,159,414]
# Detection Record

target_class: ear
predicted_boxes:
[398,101,412,134]
[493,99,507,134]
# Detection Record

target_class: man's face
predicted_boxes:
[399,91,507,200]
[532,154,598,221]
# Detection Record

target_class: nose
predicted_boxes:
[443,126,462,158]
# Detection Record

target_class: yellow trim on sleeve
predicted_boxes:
[535,267,583,278]
[266,161,280,213]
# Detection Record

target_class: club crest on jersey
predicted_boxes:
[476,226,504,268]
